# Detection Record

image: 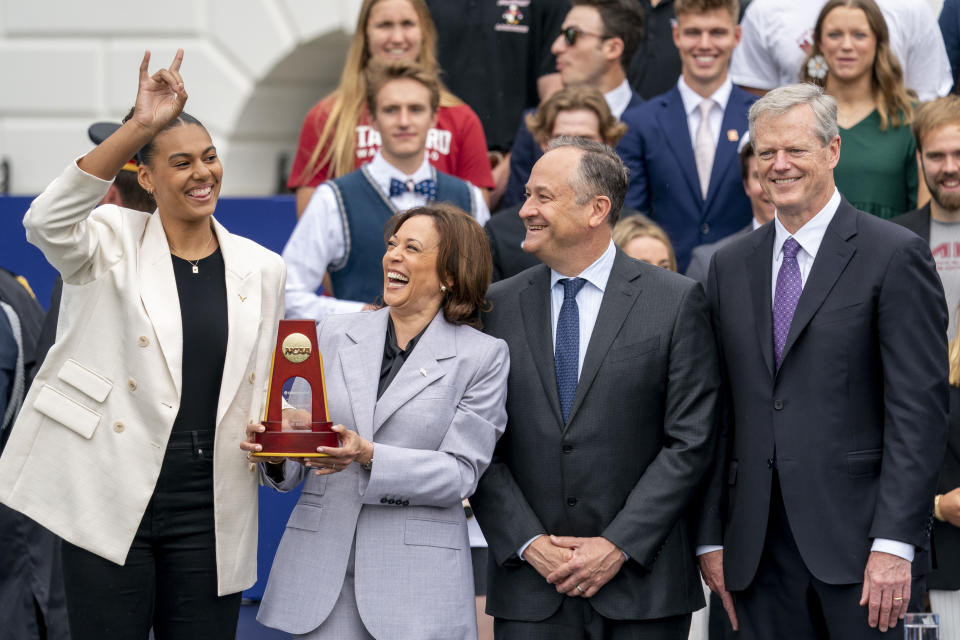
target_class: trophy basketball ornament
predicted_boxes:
[252,319,338,457]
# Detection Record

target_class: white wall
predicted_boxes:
[0,0,362,196]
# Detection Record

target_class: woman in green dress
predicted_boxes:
[801,0,922,219]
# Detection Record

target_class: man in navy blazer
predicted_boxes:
[621,0,755,271]
[500,0,645,210]
[698,83,949,638]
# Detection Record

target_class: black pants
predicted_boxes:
[734,472,924,640]
[61,430,241,640]
[494,597,691,640]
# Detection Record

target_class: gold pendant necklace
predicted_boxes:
[169,232,215,275]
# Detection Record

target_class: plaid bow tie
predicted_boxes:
[389,177,437,199]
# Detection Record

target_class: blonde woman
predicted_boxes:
[287,0,493,216]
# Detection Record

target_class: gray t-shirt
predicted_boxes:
[930,218,960,339]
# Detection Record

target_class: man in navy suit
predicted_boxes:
[501,0,645,210]
[621,0,755,271]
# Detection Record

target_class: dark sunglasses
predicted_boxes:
[560,26,613,46]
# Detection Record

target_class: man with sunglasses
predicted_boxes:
[619,0,755,273]
[499,0,646,210]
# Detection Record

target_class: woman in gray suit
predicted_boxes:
[244,203,509,639]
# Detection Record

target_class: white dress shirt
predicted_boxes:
[282,151,490,321]
[677,76,734,153]
[520,241,624,561]
[698,189,914,563]
[604,79,635,121]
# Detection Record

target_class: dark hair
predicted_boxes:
[114,170,155,212]
[546,136,629,225]
[739,142,755,183]
[122,107,206,166]
[387,204,491,329]
[525,85,627,147]
[674,0,740,20]
[366,60,441,116]
[571,0,645,72]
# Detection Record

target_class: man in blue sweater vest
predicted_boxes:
[282,61,490,321]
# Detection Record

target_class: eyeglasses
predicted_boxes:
[560,26,613,46]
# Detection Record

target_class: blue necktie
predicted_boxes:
[389,178,437,199]
[773,237,802,369]
[555,278,587,423]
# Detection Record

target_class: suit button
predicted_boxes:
[774,400,784,410]
[249,372,256,384]
[402,500,409,506]
[700,223,710,235]
[127,378,137,391]
[137,336,149,347]
[380,497,388,504]
[562,445,573,454]
[767,458,775,469]
[567,497,578,507]
[388,498,395,504]
[113,421,125,433]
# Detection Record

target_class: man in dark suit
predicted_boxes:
[698,83,949,638]
[472,136,719,638]
[500,0,646,210]
[685,135,775,284]
[621,0,756,271]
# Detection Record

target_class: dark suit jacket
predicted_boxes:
[931,385,960,590]
[472,249,720,621]
[891,203,931,244]
[500,91,644,210]
[685,224,754,286]
[700,199,949,590]
[621,86,756,271]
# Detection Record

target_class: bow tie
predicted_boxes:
[389,177,437,199]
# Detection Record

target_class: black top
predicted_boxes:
[378,315,428,400]
[627,0,682,100]
[171,248,228,434]
[426,0,567,151]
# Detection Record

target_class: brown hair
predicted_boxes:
[388,204,491,328]
[525,85,627,147]
[674,0,739,21]
[800,0,913,131]
[611,214,678,272]
[739,141,755,183]
[912,95,960,152]
[295,0,461,185]
[365,60,441,116]
[570,0,645,72]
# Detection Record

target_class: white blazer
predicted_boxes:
[0,161,285,595]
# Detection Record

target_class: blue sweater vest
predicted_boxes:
[326,165,474,305]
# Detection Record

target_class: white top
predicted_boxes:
[731,0,951,101]
[605,79,635,120]
[698,189,914,563]
[282,151,490,321]
[677,76,734,152]
[549,240,617,378]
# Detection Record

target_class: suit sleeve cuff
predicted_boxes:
[518,535,541,561]
[696,545,724,556]
[871,538,915,562]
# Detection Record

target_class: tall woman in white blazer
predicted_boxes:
[0,50,285,639]
[243,203,509,639]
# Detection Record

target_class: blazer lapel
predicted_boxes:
[339,309,388,441]
[747,224,775,378]
[373,311,452,434]
[214,218,263,427]
[138,212,183,397]
[566,251,642,427]
[778,202,857,370]
[520,266,564,428]
[656,90,702,203]
[705,95,748,204]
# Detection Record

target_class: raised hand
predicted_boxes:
[130,49,188,134]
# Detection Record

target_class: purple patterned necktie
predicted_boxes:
[773,237,802,369]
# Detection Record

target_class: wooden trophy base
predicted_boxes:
[252,421,338,457]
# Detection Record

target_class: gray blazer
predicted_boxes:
[257,308,509,639]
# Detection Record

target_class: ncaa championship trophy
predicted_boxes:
[252,319,338,457]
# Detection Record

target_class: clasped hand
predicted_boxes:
[524,535,625,598]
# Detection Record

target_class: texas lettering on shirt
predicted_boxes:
[355,125,452,162]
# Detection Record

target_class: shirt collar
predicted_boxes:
[677,75,733,116]
[550,240,617,294]
[604,79,634,120]
[773,189,841,261]
[367,150,434,196]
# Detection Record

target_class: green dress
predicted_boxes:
[834,109,918,219]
